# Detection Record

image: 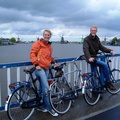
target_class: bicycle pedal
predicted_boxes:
[93,89,106,94]
[72,100,75,103]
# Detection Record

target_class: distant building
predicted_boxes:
[79,35,84,44]
[60,35,64,43]
[0,38,10,44]
[64,40,69,44]
[36,36,39,41]
[115,40,120,46]
[101,40,111,45]
[16,36,21,43]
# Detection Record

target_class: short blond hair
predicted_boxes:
[90,25,98,31]
[43,30,52,36]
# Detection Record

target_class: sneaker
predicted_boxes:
[106,81,116,90]
[48,109,58,117]
[37,107,48,112]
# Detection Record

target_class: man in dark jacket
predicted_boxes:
[83,25,115,90]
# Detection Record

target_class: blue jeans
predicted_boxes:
[34,68,52,110]
[89,60,110,86]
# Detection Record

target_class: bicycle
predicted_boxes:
[82,52,120,106]
[5,61,73,120]
[49,56,83,114]
[5,65,63,120]
[5,67,45,120]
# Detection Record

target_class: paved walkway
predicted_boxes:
[86,105,120,120]
[0,92,120,120]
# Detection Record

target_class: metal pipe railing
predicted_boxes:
[0,54,120,110]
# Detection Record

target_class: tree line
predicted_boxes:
[0,37,120,46]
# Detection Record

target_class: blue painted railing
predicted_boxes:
[0,54,120,110]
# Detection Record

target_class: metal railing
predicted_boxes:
[0,54,120,110]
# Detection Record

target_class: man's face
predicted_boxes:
[90,27,97,36]
[43,31,51,42]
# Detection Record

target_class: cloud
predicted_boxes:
[0,0,120,41]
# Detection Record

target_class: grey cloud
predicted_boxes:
[0,0,120,38]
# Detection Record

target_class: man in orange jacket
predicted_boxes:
[30,30,58,116]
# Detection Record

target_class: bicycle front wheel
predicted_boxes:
[7,85,36,120]
[107,69,120,94]
[49,78,72,114]
[83,77,101,106]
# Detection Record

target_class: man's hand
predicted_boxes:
[88,58,94,62]
[110,51,115,55]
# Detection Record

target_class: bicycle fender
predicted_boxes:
[82,80,86,94]
[5,93,12,111]
[5,85,24,111]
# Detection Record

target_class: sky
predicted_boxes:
[0,0,120,42]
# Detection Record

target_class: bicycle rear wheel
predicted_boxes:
[49,77,72,114]
[7,85,36,120]
[107,69,120,94]
[83,76,101,106]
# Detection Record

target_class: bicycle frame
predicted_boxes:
[59,57,83,96]
[64,60,82,91]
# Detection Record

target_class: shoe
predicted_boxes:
[106,81,116,90]
[48,109,58,117]
[37,107,48,112]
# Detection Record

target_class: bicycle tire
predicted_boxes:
[107,69,120,94]
[83,76,101,106]
[49,77,72,114]
[7,85,36,120]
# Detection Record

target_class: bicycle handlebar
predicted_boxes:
[93,52,112,62]
[52,62,66,71]
[96,51,112,56]
[23,67,36,74]
[52,55,86,71]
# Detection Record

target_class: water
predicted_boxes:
[0,43,119,63]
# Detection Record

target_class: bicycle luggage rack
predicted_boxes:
[9,81,30,91]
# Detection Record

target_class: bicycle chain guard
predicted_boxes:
[21,97,43,109]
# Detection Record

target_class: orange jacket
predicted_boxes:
[30,39,55,69]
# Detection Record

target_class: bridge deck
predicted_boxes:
[0,91,120,120]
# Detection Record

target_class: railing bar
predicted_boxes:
[0,82,1,106]
[116,57,119,69]
[74,64,76,85]
[0,55,120,110]
[79,61,82,71]
[17,67,20,82]
[7,68,11,95]
[25,66,29,81]
[68,63,71,83]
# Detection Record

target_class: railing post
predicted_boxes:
[0,82,1,106]
[25,66,29,81]
[115,57,119,69]
[68,63,71,83]
[7,68,11,95]
[17,67,20,82]
[0,54,120,110]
